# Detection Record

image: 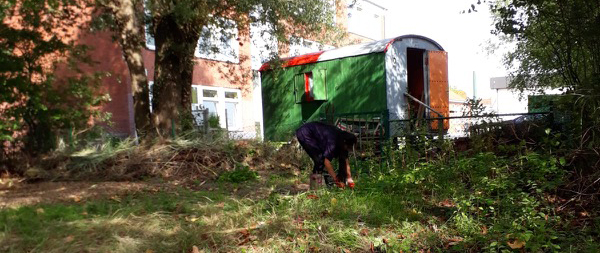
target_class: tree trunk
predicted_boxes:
[105,0,152,134]
[152,14,197,135]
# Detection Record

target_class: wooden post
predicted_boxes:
[203,109,209,134]
[438,117,444,142]
[171,119,176,139]
[68,126,73,149]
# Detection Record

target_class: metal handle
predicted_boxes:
[403,92,444,118]
[404,92,444,140]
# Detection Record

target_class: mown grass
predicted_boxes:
[0,186,440,252]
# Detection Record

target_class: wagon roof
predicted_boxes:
[258,34,443,71]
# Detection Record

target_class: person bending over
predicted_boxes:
[295,122,357,188]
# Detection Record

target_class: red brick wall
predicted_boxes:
[80,31,135,137]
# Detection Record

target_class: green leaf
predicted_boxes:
[559,157,566,166]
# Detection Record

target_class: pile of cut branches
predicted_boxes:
[13,136,309,182]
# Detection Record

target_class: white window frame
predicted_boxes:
[145,25,155,50]
[222,88,241,131]
[195,18,239,63]
[192,85,242,130]
[346,0,385,40]
[143,0,155,50]
[148,81,154,112]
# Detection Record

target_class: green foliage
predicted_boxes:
[347,128,586,251]
[0,0,109,155]
[207,114,220,129]
[145,0,338,45]
[461,98,488,117]
[218,166,258,183]
[489,0,600,149]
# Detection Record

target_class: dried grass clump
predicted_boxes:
[25,135,309,182]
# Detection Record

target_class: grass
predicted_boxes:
[1,182,598,252]
[0,168,455,253]
[4,165,597,252]
[2,137,600,252]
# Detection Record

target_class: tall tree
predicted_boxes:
[95,0,153,133]
[145,0,337,134]
[492,0,600,145]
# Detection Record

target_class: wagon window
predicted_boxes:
[304,72,314,102]
[294,72,311,103]
[313,69,327,100]
[294,70,327,103]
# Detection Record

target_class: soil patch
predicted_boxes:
[0,179,162,208]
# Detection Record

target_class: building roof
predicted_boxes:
[259,34,444,71]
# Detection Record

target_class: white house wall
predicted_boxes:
[252,71,264,140]
[492,89,528,117]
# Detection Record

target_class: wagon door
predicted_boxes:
[427,51,450,130]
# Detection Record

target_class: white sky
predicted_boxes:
[381,0,507,98]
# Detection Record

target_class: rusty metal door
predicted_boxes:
[427,51,450,130]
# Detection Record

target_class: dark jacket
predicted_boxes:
[295,122,350,161]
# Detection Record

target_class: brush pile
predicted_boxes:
[10,136,309,182]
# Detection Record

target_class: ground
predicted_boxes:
[0,180,156,209]
[0,168,461,253]
[1,169,372,253]
[1,139,598,252]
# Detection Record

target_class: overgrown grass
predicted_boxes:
[3,152,599,252]
[2,130,599,252]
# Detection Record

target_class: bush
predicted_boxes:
[0,3,109,156]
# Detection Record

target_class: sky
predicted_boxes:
[380,0,508,98]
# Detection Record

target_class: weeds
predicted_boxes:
[218,166,259,183]
[2,124,599,252]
